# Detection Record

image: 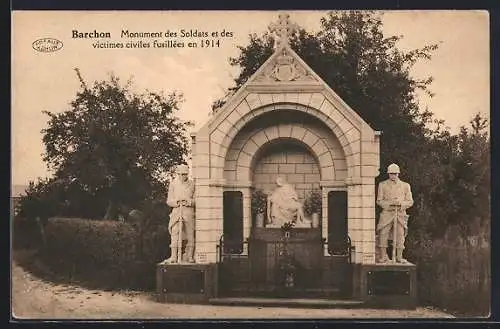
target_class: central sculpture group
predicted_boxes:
[267,177,310,228]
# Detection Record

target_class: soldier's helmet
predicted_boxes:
[176,164,189,174]
[387,163,400,174]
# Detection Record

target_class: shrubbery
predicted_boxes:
[12,217,44,250]
[407,223,490,316]
[38,217,170,290]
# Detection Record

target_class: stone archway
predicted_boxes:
[212,102,359,183]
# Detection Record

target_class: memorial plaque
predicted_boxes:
[163,268,205,294]
[367,270,410,296]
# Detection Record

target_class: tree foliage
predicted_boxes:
[19,69,192,220]
[215,10,490,239]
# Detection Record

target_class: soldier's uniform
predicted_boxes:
[162,165,195,264]
[376,164,413,263]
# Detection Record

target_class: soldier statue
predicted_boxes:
[160,164,195,264]
[376,163,414,263]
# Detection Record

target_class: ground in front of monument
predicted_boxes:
[12,259,452,319]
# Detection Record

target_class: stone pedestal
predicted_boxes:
[156,263,218,304]
[353,262,417,309]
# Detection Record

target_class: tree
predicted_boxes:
[216,11,490,239]
[39,69,192,220]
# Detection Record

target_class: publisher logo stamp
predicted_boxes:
[32,38,63,53]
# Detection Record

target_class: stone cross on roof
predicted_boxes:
[268,12,300,49]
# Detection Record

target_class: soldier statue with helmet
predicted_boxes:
[160,164,195,264]
[376,163,414,263]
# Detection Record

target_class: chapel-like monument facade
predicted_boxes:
[191,13,380,265]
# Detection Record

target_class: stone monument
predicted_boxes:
[375,163,414,263]
[158,13,417,309]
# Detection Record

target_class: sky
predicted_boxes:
[11,10,490,186]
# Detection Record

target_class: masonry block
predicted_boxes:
[196,219,220,231]
[297,93,313,105]
[296,183,314,190]
[349,139,361,154]
[345,128,361,145]
[245,93,261,110]
[335,169,348,181]
[242,139,259,155]
[251,131,268,147]
[349,205,362,218]
[194,166,210,179]
[362,185,376,197]
[362,153,379,167]
[362,165,380,178]
[361,207,376,219]
[338,119,354,138]
[318,152,333,167]
[225,107,243,126]
[237,152,252,166]
[260,163,279,173]
[363,217,376,231]
[296,163,314,173]
[350,152,361,167]
[362,230,376,243]
[312,139,329,156]
[258,93,273,106]
[319,98,335,116]
[224,159,237,171]
[328,106,345,125]
[210,166,224,180]
[278,163,295,174]
[195,185,212,198]
[286,174,305,184]
[278,124,293,138]
[272,93,285,103]
[309,93,325,109]
[362,195,376,208]
[265,125,279,140]
[349,195,363,208]
[361,140,378,154]
[290,126,307,140]
[319,168,334,181]
[286,152,303,163]
[284,92,299,103]
[223,170,236,181]
[301,130,318,146]
[236,97,252,115]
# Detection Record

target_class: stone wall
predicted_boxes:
[253,142,320,201]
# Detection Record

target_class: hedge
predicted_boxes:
[39,217,170,290]
[408,227,490,316]
[12,217,44,250]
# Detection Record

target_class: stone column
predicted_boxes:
[346,179,363,263]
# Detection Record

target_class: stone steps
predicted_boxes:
[209,297,365,309]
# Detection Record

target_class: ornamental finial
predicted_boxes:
[268,12,299,49]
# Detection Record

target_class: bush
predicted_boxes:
[39,217,170,290]
[12,217,44,250]
[407,224,490,316]
[304,189,322,216]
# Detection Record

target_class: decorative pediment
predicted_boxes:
[250,47,318,83]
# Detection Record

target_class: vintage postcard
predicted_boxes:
[11,10,490,320]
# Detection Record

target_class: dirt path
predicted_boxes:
[11,261,453,320]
